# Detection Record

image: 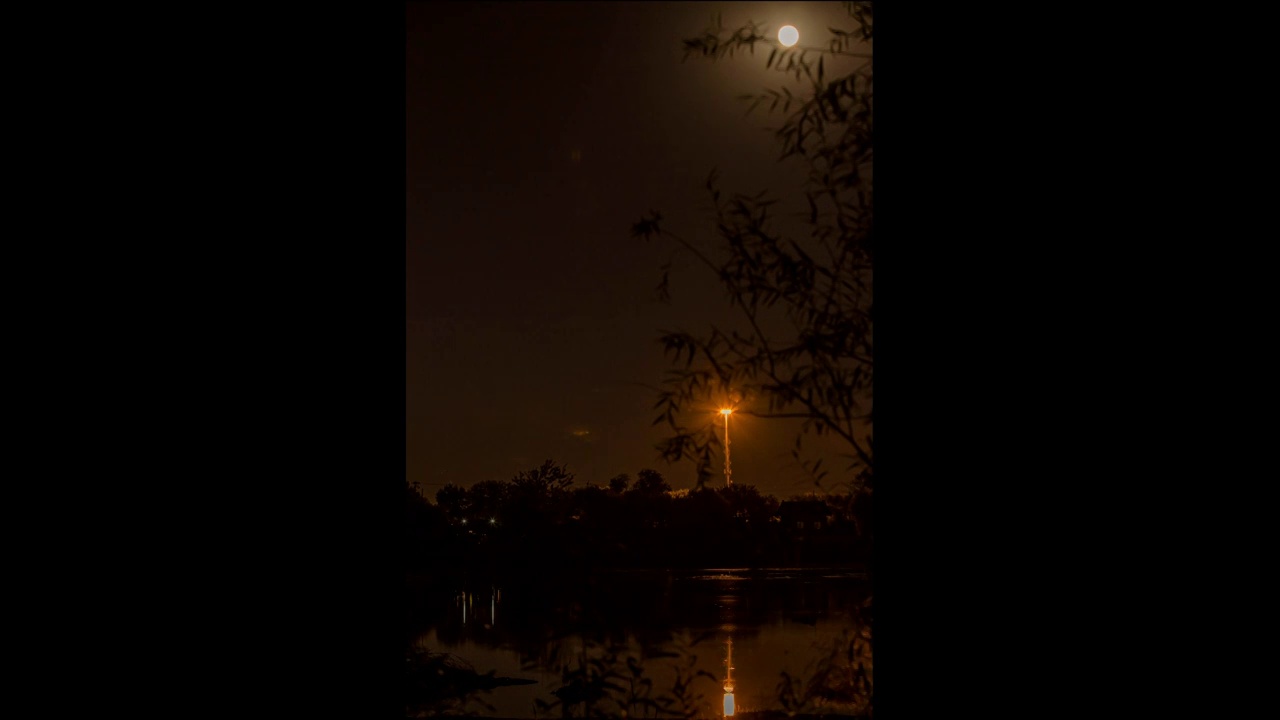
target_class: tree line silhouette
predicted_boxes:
[407,461,871,576]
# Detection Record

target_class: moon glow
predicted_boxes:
[778,25,799,47]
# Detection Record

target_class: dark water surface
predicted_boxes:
[409,568,870,717]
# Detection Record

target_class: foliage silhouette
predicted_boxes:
[632,468,673,496]
[633,2,873,496]
[531,632,719,719]
[776,604,873,716]
[529,629,872,719]
[405,648,531,717]
[410,461,867,576]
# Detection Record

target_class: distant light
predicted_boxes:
[489,518,496,525]
[720,408,733,415]
[778,25,799,47]
[723,693,735,717]
[460,518,467,525]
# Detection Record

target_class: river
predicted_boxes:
[408,567,871,717]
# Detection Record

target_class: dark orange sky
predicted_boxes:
[406,2,860,495]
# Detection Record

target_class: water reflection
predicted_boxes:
[409,568,869,718]
[457,588,501,629]
[722,635,736,717]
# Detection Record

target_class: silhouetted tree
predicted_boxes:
[633,2,873,495]
[414,467,865,572]
[435,484,468,518]
[631,468,672,496]
[608,473,631,494]
[407,481,447,567]
[502,461,577,558]
[510,459,575,496]
[466,479,508,522]
[718,483,778,524]
[569,484,614,526]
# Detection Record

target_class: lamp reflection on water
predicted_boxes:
[723,636,735,717]
[458,588,501,628]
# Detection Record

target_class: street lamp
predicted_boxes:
[720,408,733,487]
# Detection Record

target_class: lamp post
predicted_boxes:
[720,408,733,488]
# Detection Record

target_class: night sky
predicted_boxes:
[407,2,860,496]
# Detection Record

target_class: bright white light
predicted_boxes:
[778,25,799,47]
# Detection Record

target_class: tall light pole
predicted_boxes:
[720,408,733,487]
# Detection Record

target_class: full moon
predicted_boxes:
[778,25,799,47]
